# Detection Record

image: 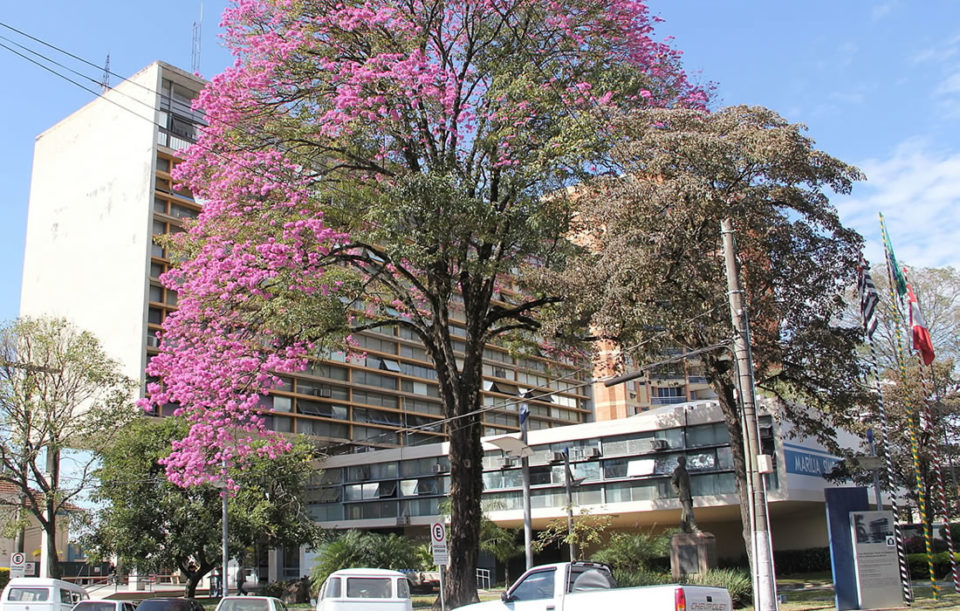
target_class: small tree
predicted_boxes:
[92,417,322,597]
[590,530,670,574]
[0,317,135,578]
[533,513,611,561]
[310,530,425,588]
[480,520,523,586]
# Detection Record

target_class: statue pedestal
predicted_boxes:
[670,532,717,580]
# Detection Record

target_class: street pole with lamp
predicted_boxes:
[562,448,575,561]
[520,404,533,570]
[212,461,229,598]
[488,413,534,571]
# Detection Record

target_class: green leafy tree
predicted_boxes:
[590,530,670,574]
[533,513,611,561]
[310,530,425,588]
[480,520,523,586]
[541,105,870,560]
[90,417,322,597]
[0,317,135,578]
[846,267,960,523]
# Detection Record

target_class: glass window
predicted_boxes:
[510,569,555,601]
[325,577,340,598]
[272,396,292,412]
[8,589,50,602]
[148,308,163,324]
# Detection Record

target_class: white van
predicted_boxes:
[316,568,412,611]
[0,578,88,611]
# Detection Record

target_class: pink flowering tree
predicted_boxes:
[145,0,705,604]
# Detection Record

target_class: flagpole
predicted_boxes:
[902,267,959,593]
[859,259,913,604]
[880,213,939,599]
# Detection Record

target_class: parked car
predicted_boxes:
[73,601,137,611]
[0,578,88,611]
[316,569,413,611]
[215,596,288,611]
[453,562,733,611]
[136,598,205,611]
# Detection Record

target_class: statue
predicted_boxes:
[671,455,699,533]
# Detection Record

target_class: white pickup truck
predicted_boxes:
[454,562,732,611]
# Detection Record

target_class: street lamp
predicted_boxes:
[488,426,534,571]
[213,471,229,598]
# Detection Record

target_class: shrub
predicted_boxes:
[682,569,752,609]
[0,568,8,591]
[260,581,286,598]
[907,552,954,580]
[612,568,670,588]
[591,531,671,574]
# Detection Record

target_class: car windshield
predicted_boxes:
[74,603,117,611]
[138,600,195,611]
[218,600,271,611]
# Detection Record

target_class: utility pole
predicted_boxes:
[720,218,777,611]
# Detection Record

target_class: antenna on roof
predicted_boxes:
[191,2,203,74]
[100,54,110,92]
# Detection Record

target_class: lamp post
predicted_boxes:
[213,468,229,598]
[520,404,533,570]
[488,421,534,571]
[562,448,575,561]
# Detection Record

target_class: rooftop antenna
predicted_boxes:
[100,53,110,92]
[191,2,203,73]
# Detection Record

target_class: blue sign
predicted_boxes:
[784,449,841,477]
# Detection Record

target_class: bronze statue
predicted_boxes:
[671,455,699,533]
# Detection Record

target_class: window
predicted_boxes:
[148,308,163,325]
[380,359,402,373]
[8,589,50,602]
[510,569,555,601]
[324,577,341,598]
[346,578,393,599]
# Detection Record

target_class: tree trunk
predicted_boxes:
[44,506,61,579]
[443,411,484,609]
[184,576,201,599]
[712,375,754,569]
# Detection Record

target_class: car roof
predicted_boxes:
[328,568,406,578]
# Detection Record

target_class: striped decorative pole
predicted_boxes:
[880,214,939,599]
[902,267,959,593]
[859,261,913,604]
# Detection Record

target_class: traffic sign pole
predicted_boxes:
[431,521,448,611]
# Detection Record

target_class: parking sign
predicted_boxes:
[431,521,448,566]
[10,552,25,579]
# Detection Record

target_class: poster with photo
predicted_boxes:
[850,510,903,609]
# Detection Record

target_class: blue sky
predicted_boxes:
[0,1,958,324]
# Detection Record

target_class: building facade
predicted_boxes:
[312,400,847,564]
